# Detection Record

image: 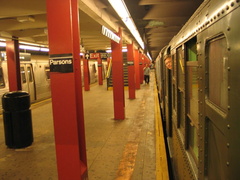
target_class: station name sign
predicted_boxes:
[102,26,120,43]
[49,53,73,73]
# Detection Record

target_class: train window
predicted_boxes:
[0,67,5,88]
[186,37,199,163]
[20,67,26,83]
[172,54,176,77]
[45,66,50,80]
[186,64,199,162]
[177,47,184,90]
[206,36,228,111]
[187,65,198,121]
[186,37,198,122]
[188,117,198,163]
[27,67,33,82]
[186,37,197,61]
[176,46,185,130]
[173,84,176,110]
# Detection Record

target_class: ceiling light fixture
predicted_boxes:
[108,0,144,50]
[17,16,35,23]
[0,42,6,47]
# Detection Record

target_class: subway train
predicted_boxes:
[155,0,240,179]
[0,51,107,110]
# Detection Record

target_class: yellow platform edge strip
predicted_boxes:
[154,81,169,180]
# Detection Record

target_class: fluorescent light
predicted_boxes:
[17,16,35,23]
[147,52,152,61]
[19,45,40,51]
[108,0,129,19]
[40,47,49,52]
[122,48,128,52]
[0,40,49,52]
[108,0,144,49]
[106,48,127,53]
[0,42,6,47]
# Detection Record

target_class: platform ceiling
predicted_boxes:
[0,0,203,60]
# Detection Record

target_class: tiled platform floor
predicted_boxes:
[0,72,156,180]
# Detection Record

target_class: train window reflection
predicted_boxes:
[21,67,26,83]
[45,66,50,80]
[206,36,228,111]
[188,117,198,163]
[187,65,198,124]
[0,67,5,88]
[177,47,184,89]
[177,46,185,130]
[186,37,199,162]
[27,67,33,82]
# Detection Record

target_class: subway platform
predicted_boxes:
[0,71,168,180]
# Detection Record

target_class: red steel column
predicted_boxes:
[46,0,87,179]
[111,28,125,120]
[134,49,140,89]
[127,43,135,99]
[97,54,103,85]
[139,52,144,84]
[83,55,90,91]
[6,39,22,91]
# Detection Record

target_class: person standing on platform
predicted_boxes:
[143,64,150,84]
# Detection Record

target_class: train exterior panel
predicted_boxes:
[156,0,240,179]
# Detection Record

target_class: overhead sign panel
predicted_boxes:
[102,26,120,43]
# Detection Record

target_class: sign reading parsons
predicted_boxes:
[49,54,73,73]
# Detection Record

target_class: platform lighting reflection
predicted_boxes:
[108,0,144,50]
[0,42,6,47]
[0,41,49,52]
[106,48,127,53]
[147,52,152,61]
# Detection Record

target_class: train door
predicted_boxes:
[20,64,36,102]
[204,35,228,180]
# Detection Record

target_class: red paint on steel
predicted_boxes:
[46,0,87,179]
[83,57,90,91]
[6,40,22,91]
[139,52,144,84]
[134,49,140,89]
[97,54,103,85]
[127,43,136,99]
[111,28,125,120]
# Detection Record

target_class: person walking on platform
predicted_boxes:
[143,64,150,84]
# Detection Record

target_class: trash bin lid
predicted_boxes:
[3,91,29,98]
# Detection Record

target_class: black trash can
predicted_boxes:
[2,91,33,148]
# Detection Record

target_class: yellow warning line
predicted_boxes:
[31,98,51,107]
[154,82,169,180]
